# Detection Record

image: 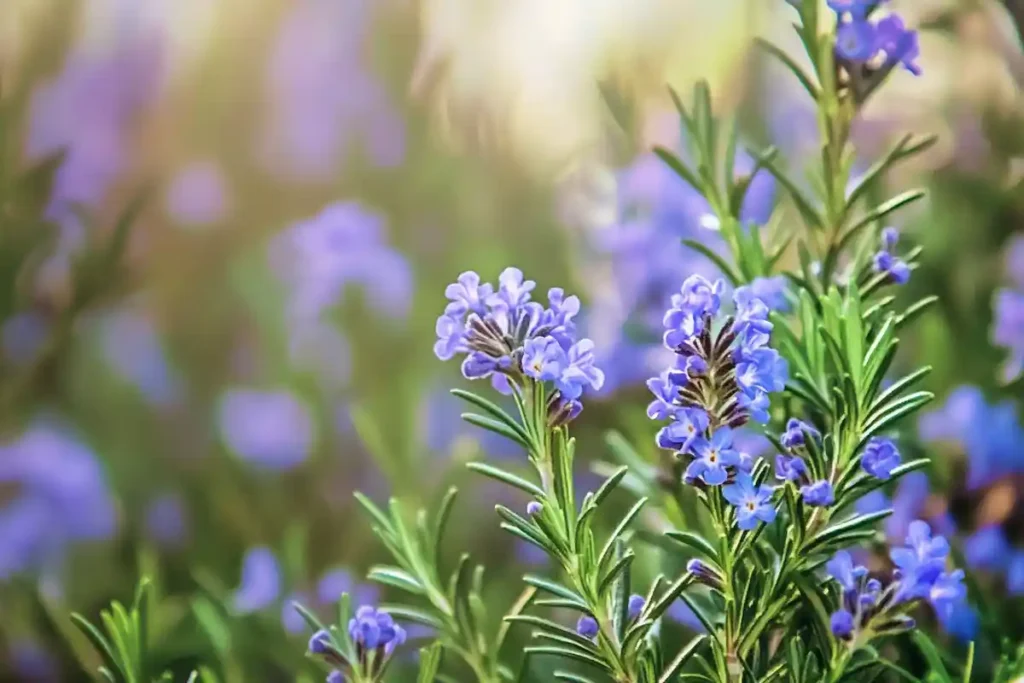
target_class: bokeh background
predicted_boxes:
[2,0,1024,679]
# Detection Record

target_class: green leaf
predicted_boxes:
[664,530,720,562]
[466,461,544,498]
[597,497,647,573]
[654,147,704,195]
[682,239,742,285]
[450,389,531,444]
[522,576,588,607]
[523,646,610,672]
[659,635,707,683]
[913,631,955,683]
[368,566,427,594]
[461,413,532,449]
[805,510,891,554]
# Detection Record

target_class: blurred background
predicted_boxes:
[2,0,1024,679]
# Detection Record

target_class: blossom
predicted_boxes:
[655,408,709,453]
[271,202,412,325]
[651,279,786,453]
[0,422,117,579]
[963,526,1010,572]
[627,595,646,621]
[871,228,911,285]
[890,521,950,601]
[826,0,874,19]
[1007,552,1024,596]
[826,551,868,594]
[218,388,315,471]
[348,605,407,655]
[165,160,230,228]
[830,610,855,638]
[800,480,835,507]
[781,418,819,449]
[723,473,776,530]
[526,501,543,517]
[434,269,601,410]
[685,428,740,486]
[861,438,902,480]
[836,20,878,61]
[575,615,599,639]
[232,547,282,613]
[994,289,1024,381]
[144,494,187,548]
[308,629,333,655]
[775,454,807,482]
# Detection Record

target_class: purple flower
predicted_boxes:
[963,526,1010,572]
[826,551,868,593]
[685,428,740,486]
[144,494,187,548]
[556,339,605,399]
[890,521,949,601]
[873,251,911,285]
[781,418,819,449]
[748,276,790,313]
[232,547,282,613]
[723,473,776,530]
[327,671,345,683]
[663,275,724,347]
[826,0,874,19]
[526,501,543,517]
[0,422,117,578]
[218,388,315,471]
[348,605,406,655]
[775,454,808,483]
[260,0,404,180]
[836,20,878,61]
[271,202,412,325]
[435,269,600,409]
[646,370,685,420]
[98,307,181,407]
[875,15,922,75]
[165,160,230,228]
[627,594,645,621]
[575,615,599,639]
[861,438,902,480]
[522,337,565,382]
[994,289,1024,381]
[800,480,835,507]
[830,609,855,638]
[655,407,710,453]
[444,272,493,317]
[1007,551,1024,596]
[308,629,332,655]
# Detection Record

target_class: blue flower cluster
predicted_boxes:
[872,228,910,285]
[827,1,922,76]
[994,236,1024,380]
[435,268,604,420]
[827,521,969,641]
[307,606,407,683]
[774,419,835,507]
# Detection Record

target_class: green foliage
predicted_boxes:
[70,579,197,683]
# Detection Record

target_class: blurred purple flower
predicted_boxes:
[282,590,313,633]
[515,540,548,567]
[260,0,405,180]
[579,147,775,393]
[963,526,1010,572]
[217,388,315,471]
[144,493,187,548]
[0,423,117,579]
[1007,551,1024,596]
[233,546,282,613]
[9,640,60,682]
[98,307,182,407]
[2,313,51,367]
[164,160,230,228]
[919,386,1024,489]
[1006,235,1024,288]
[270,202,412,325]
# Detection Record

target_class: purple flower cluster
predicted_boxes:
[776,420,835,507]
[261,0,405,180]
[271,202,412,325]
[827,521,969,640]
[435,268,604,420]
[574,144,777,392]
[828,1,922,76]
[994,236,1024,380]
[218,388,315,471]
[233,548,377,635]
[871,228,910,285]
[860,437,902,480]
[919,386,1024,490]
[0,423,117,580]
[348,605,407,654]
